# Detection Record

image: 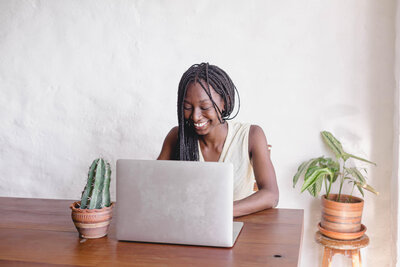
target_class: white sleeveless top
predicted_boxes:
[198,121,255,201]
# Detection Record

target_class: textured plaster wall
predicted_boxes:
[395,1,400,266]
[0,1,396,266]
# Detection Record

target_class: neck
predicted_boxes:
[199,122,228,148]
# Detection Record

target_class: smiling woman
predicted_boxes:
[157,63,279,217]
[183,82,225,140]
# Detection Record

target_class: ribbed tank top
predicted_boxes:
[198,121,255,201]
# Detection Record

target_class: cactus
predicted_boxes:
[80,158,111,209]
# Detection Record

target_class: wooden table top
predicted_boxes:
[0,197,303,267]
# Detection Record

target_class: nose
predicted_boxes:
[191,107,203,122]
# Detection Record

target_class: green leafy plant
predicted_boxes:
[80,158,111,209]
[293,131,378,202]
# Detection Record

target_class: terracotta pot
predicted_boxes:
[321,194,364,234]
[70,201,114,239]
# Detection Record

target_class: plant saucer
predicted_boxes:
[318,222,367,240]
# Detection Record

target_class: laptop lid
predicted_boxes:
[116,159,240,247]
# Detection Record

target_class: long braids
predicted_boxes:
[176,63,240,161]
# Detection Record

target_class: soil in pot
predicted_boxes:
[70,201,114,239]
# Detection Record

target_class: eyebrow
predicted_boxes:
[183,99,211,104]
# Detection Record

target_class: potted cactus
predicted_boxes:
[70,158,114,239]
[293,131,378,240]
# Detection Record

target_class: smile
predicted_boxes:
[193,121,209,129]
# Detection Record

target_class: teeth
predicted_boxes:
[194,121,207,127]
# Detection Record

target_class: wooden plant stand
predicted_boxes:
[315,231,369,267]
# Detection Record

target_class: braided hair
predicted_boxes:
[176,63,240,161]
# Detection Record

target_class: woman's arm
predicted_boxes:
[157,127,179,160]
[233,125,279,217]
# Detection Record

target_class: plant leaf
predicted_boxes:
[354,181,379,195]
[293,157,322,188]
[301,168,333,193]
[321,131,346,160]
[307,174,324,197]
[326,159,340,176]
[331,172,339,183]
[315,175,324,196]
[345,153,376,166]
[305,165,320,180]
[345,167,366,183]
[356,184,365,197]
[293,161,310,188]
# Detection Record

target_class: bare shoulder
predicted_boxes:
[249,125,269,158]
[249,125,268,146]
[165,126,179,147]
[167,126,179,139]
[157,126,179,160]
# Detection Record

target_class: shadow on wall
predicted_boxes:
[365,1,396,267]
[303,2,396,266]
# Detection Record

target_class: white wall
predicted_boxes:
[395,0,400,266]
[0,1,396,266]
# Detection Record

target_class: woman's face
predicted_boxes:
[183,81,225,136]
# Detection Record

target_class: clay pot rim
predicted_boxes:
[322,194,364,205]
[70,201,115,213]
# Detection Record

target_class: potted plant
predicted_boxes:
[70,158,114,239]
[293,131,378,240]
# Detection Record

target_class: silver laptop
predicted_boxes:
[116,159,243,247]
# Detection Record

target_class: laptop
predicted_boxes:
[116,159,244,247]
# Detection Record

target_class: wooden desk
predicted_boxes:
[0,197,303,266]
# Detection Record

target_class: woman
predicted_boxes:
[157,63,279,217]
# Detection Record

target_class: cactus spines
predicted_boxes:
[80,159,99,209]
[80,158,112,209]
[100,163,111,208]
[88,159,106,209]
